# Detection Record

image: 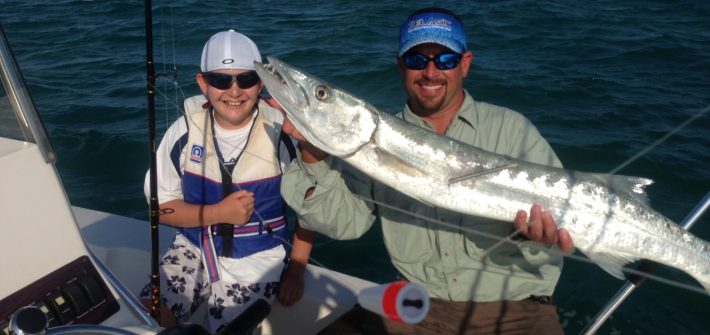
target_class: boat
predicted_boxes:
[0,20,376,335]
[2,2,707,333]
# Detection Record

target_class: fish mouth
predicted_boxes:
[254,56,308,118]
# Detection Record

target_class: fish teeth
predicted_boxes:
[263,63,286,84]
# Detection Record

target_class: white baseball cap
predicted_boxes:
[200,29,261,72]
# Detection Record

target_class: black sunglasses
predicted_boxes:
[402,52,463,70]
[202,71,260,90]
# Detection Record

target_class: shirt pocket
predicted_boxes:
[379,192,433,264]
[462,217,519,260]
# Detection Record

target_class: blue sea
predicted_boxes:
[2,1,708,334]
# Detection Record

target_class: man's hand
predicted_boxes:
[514,204,574,253]
[277,264,305,306]
[215,190,255,226]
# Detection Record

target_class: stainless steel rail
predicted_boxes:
[581,191,710,334]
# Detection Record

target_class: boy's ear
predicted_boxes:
[196,73,209,95]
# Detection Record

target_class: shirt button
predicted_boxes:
[444,251,449,257]
[452,278,458,283]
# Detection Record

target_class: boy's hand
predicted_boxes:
[216,190,255,225]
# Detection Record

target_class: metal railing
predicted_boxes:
[0,24,55,163]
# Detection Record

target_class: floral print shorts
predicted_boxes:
[140,234,286,333]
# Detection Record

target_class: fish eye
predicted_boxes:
[315,85,329,100]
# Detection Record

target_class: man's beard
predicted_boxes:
[412,94,445,116]
[410,79,447,116]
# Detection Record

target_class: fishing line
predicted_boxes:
[151,80,377,300]
[268,234,327,269]
[152,79,707,296]
[154,0,174,129]
[153,0,183,248]
[351,193,708,295]
[608,105,709,176]
[150,5,708,303]
[475,105,709,259]
[151,79,278,225]
[147,0,377,322]
[161,0,181,126]
[151,79,316,285]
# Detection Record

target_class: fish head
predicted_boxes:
[255,56,378,156]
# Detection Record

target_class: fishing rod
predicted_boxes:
[145,0,161,322]
[581,191,710,335]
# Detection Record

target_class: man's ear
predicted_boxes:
[461,51,474,78]
[396,53,406,76]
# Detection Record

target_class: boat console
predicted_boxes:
[0,256,120,332]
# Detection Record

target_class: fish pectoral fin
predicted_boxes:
[371,148,438,208]
[449,163,518,185]
[374,147,430,177]
[585,251,638,280]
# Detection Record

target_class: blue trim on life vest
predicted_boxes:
[179,174,287,259]
[178,221,288,261]
[231,218,286,237]
[170,132,189,177]
[182,173,285,218]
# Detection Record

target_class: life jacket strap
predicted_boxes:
[218,161,235,258]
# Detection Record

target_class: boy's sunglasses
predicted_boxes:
[202,71,260,90]
[401,52,463,70]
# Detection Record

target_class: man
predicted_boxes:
[280,7,572,334]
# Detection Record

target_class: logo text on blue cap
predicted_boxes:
[399,11,467,56]
[408,17,453,32]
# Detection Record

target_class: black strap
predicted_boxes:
[217,161,235,258]
[279,130,297,163]
[209,107,259,258]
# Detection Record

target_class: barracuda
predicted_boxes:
[255,56,710,294]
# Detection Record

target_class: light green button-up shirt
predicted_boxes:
[281,90,564,302]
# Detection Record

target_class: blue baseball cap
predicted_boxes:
[399,11,467,56]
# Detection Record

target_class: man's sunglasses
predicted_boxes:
[202,71,260,90]
[401,53,463,70]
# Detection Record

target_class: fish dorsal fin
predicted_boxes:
[590,173,654,205]
[584,250,638,280]
[371,147,436,207]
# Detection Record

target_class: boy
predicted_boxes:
[144,29,313,332]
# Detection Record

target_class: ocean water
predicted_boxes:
[1,1,709,334]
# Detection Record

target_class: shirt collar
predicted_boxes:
[455,90,477,130]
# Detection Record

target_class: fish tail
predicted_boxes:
[687,237,710,295]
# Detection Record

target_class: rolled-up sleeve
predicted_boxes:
[281,153,376,240]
